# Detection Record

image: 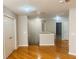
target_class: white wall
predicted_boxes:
[28,17,42,44]
[62,17,69,40]
[45,20,56,33]
[3,6,17,59]
[45,17,69,40]
[3,6,17,19]
[69,8,76,55]
[18,16,28,46]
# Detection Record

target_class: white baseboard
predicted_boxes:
[19,44,54,46]
[18,45,28,47]
[40,44,54,46]
[69,52,76,56]
[14,46,18,50]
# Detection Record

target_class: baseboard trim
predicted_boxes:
[18,45,28,47]
[40,44,54,46]
[69,52,76,56]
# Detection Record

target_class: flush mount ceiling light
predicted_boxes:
[19,5,37,13]
[59,0,65,3]
[59,0,69,3]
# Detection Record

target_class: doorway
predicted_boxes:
[56,22,62,40]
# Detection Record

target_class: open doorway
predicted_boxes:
[55,22,69,53]
[56,22,62,40]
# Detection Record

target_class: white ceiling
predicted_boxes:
[4,0,69,16]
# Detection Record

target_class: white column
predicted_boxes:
[69,8,76,55]
[18,16,28,46]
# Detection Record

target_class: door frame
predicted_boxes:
[4,14,17,49]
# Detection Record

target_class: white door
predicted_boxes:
[3,15,16,58]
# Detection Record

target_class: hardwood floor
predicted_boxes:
[7,41,76,59]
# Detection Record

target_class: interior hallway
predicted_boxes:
[3,0,76,59]
[7,40,76,59]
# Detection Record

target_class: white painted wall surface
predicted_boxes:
[18,16,28,46]
[69,8,76,55]
[62,18,69,40]
[3,6,17,19]
[28,17,42,44]
[45,20,56,34]
[45,17,69,40]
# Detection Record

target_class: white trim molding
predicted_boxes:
[18,45,28,47]
[40,44,54,46]
[69,52,76,56]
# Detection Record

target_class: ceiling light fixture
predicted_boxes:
[19,5,37,13]
[59,0,64,3]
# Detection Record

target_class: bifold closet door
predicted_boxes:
[3,16,16,58]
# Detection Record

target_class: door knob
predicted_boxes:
[9,36,12,39]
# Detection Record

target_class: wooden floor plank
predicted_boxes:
[7,40,76,59]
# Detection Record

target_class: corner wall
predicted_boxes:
[45,17,69,40]
[18,16,28,46]
[69,8,76,55]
